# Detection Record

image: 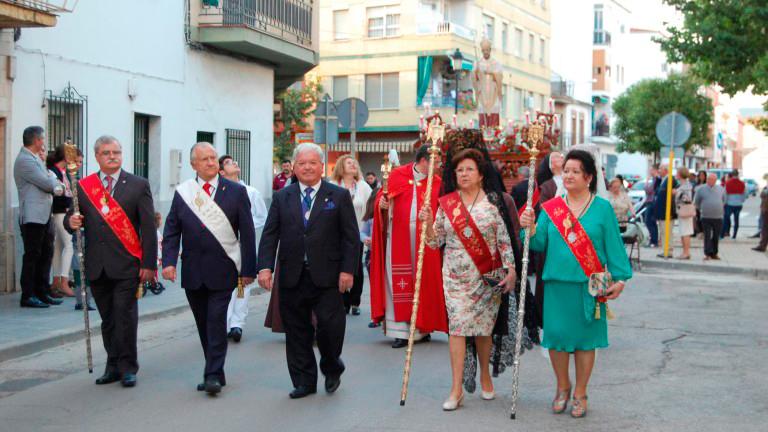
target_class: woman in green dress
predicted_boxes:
[520,149,632,418]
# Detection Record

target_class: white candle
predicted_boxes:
[419,115,424,130]
[548,98,554,113]
[452,114,458,128]
[525,111,530,124]
[469,119,475,128]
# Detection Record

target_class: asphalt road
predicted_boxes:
[0,267,766,432]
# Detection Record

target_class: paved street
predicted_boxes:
[1,266,766,432]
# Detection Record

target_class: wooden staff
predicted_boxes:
[509,121,545,419]
[64,141,94,374]
[400,121,444,406]
[236,277,244,298]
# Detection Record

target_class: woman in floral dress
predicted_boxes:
[421,148,516,411]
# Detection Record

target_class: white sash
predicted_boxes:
[176,179,241,272]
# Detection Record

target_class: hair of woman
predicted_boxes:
[331,154,362,182]
[564,149,598,193]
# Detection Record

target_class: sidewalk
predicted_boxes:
[0,280,190,363]
[638,233,768,279]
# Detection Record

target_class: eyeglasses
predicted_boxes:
[99,150,123,156]
[223,160,239,166]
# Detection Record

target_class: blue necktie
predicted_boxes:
[302,187,314,227]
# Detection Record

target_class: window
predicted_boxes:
[367,6,400,38]
[502,84,509,117]
[528,33,535,62]
[332,76,348,101]
[333,10,349,40]
[514,28,523,57]
[134,114,150,179]
[483,14,495,42]
[513,88,523,118]
[502,23,509,53]
[226,129,251,184]
[46,84,87,155]
[365,73,399,109]
[196,131,214,144]
[539,37,546,64]
[594,4,604,31]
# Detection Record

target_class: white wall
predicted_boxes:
[550,0,593,104]
[10,0,274,208]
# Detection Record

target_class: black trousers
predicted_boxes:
[19,221,54,301]
[343,242,365,310]
[185,286,232,383]
[280,265,346,389]
[701,218,723,257]
[90,273,139,375]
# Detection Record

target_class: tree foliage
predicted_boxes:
[274,78,323,162]
[613,74,712,157]
[659,0,768,131]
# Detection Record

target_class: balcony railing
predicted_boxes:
[200,0,313,49]
[416,21,476,41]
[5,0,76,12]
[551,80,574,98]
[593,30,611,45]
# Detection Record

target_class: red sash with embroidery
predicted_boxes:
[517,182,540,216]
[79,173,143,260]
[541,196,602,277]
[438,192,501,275]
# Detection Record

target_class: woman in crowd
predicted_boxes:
[420,148,517,411]
[331,154,372,316]
[520,149,632,418]
[675,167,694,259]
[46,145,75,298]
[607,177,635,232]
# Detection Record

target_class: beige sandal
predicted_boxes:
[571,395,588,418]
[552,387,571,414]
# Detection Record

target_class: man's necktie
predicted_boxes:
[203,182,212,196]
[105,176,114,195]
[302,187,314,227]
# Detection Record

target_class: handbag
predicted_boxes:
[677,203,695,218]
[587,269,615,320]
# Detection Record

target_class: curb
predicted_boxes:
[0,304,190,364]
[640,259,768,280]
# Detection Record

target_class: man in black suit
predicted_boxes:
[258,143,360,399]
[66,135,157,388]
[161,142,256,395]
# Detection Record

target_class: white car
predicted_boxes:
[628,179,650,207]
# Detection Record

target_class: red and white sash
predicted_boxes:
[79,173,142,260]
[438,192,501,275]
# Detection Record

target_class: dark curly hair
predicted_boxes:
[564,149,598,193]
[450,148,487,175]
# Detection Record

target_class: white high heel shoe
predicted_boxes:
[442,394,464,411]
[480,390,495,400]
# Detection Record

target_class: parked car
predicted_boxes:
[620,174,642,188]
[628,178,649,206]
[745,179,758,197]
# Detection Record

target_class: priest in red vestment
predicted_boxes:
[370,146,448,348]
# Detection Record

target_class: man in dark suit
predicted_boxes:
[258,143,359,399]
[161,142,256,395]
[66,135,157,388]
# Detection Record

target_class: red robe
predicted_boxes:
[370,163,448,333]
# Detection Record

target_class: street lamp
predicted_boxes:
[450,48,465,115]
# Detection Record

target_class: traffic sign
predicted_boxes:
[337,98,369,130]
[314,94,338,145]
[660,146,684,160]
[656,112,691,148]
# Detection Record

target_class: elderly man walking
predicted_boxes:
[14,126,64,308]
[694,173,726,260]
[258,143,360,399]
[66,135,157,387]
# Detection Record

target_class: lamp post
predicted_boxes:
[451,48,464,116]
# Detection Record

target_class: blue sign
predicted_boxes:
[716,132,723,149]
[656,112,692,148]
[337,97,369,130]
[313,94,338,145]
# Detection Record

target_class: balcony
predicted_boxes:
[416,21,476,41]
[0,0,67,27]
[195,0,318,90]
[551,80,574,99]
[593,30,611,45]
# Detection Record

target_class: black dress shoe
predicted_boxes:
[95,371,121,385]
[121,373,137,387]
[289,386,317,399]
[391,338,408,349]
[752,247,766,252]
[204,377,222,395]
[229,327,242,343]
[325,375,341,393]
[351,306,361,316]
[416,334,432,344]
[20,297,50,308]
[74,303,96,311]
[39,295,63,306]
[197,383,205,391]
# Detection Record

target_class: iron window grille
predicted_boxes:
[226,128,251,184]
[45,83,88,171]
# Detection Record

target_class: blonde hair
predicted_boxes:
[677,167,690,178]
[332,154,361,182]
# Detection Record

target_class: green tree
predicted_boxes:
[274,78,323,162]
[659,0,768,130]
[613,74,712,158]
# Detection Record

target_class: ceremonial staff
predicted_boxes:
[400,121,444,406]
[64,141,94,374]
[509,119,545,419]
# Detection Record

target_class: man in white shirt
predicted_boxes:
[218,155,267,342]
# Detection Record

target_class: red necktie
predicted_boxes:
[105,176,114,194]
[203,182,212,196]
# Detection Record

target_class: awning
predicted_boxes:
[328,139,417,153]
